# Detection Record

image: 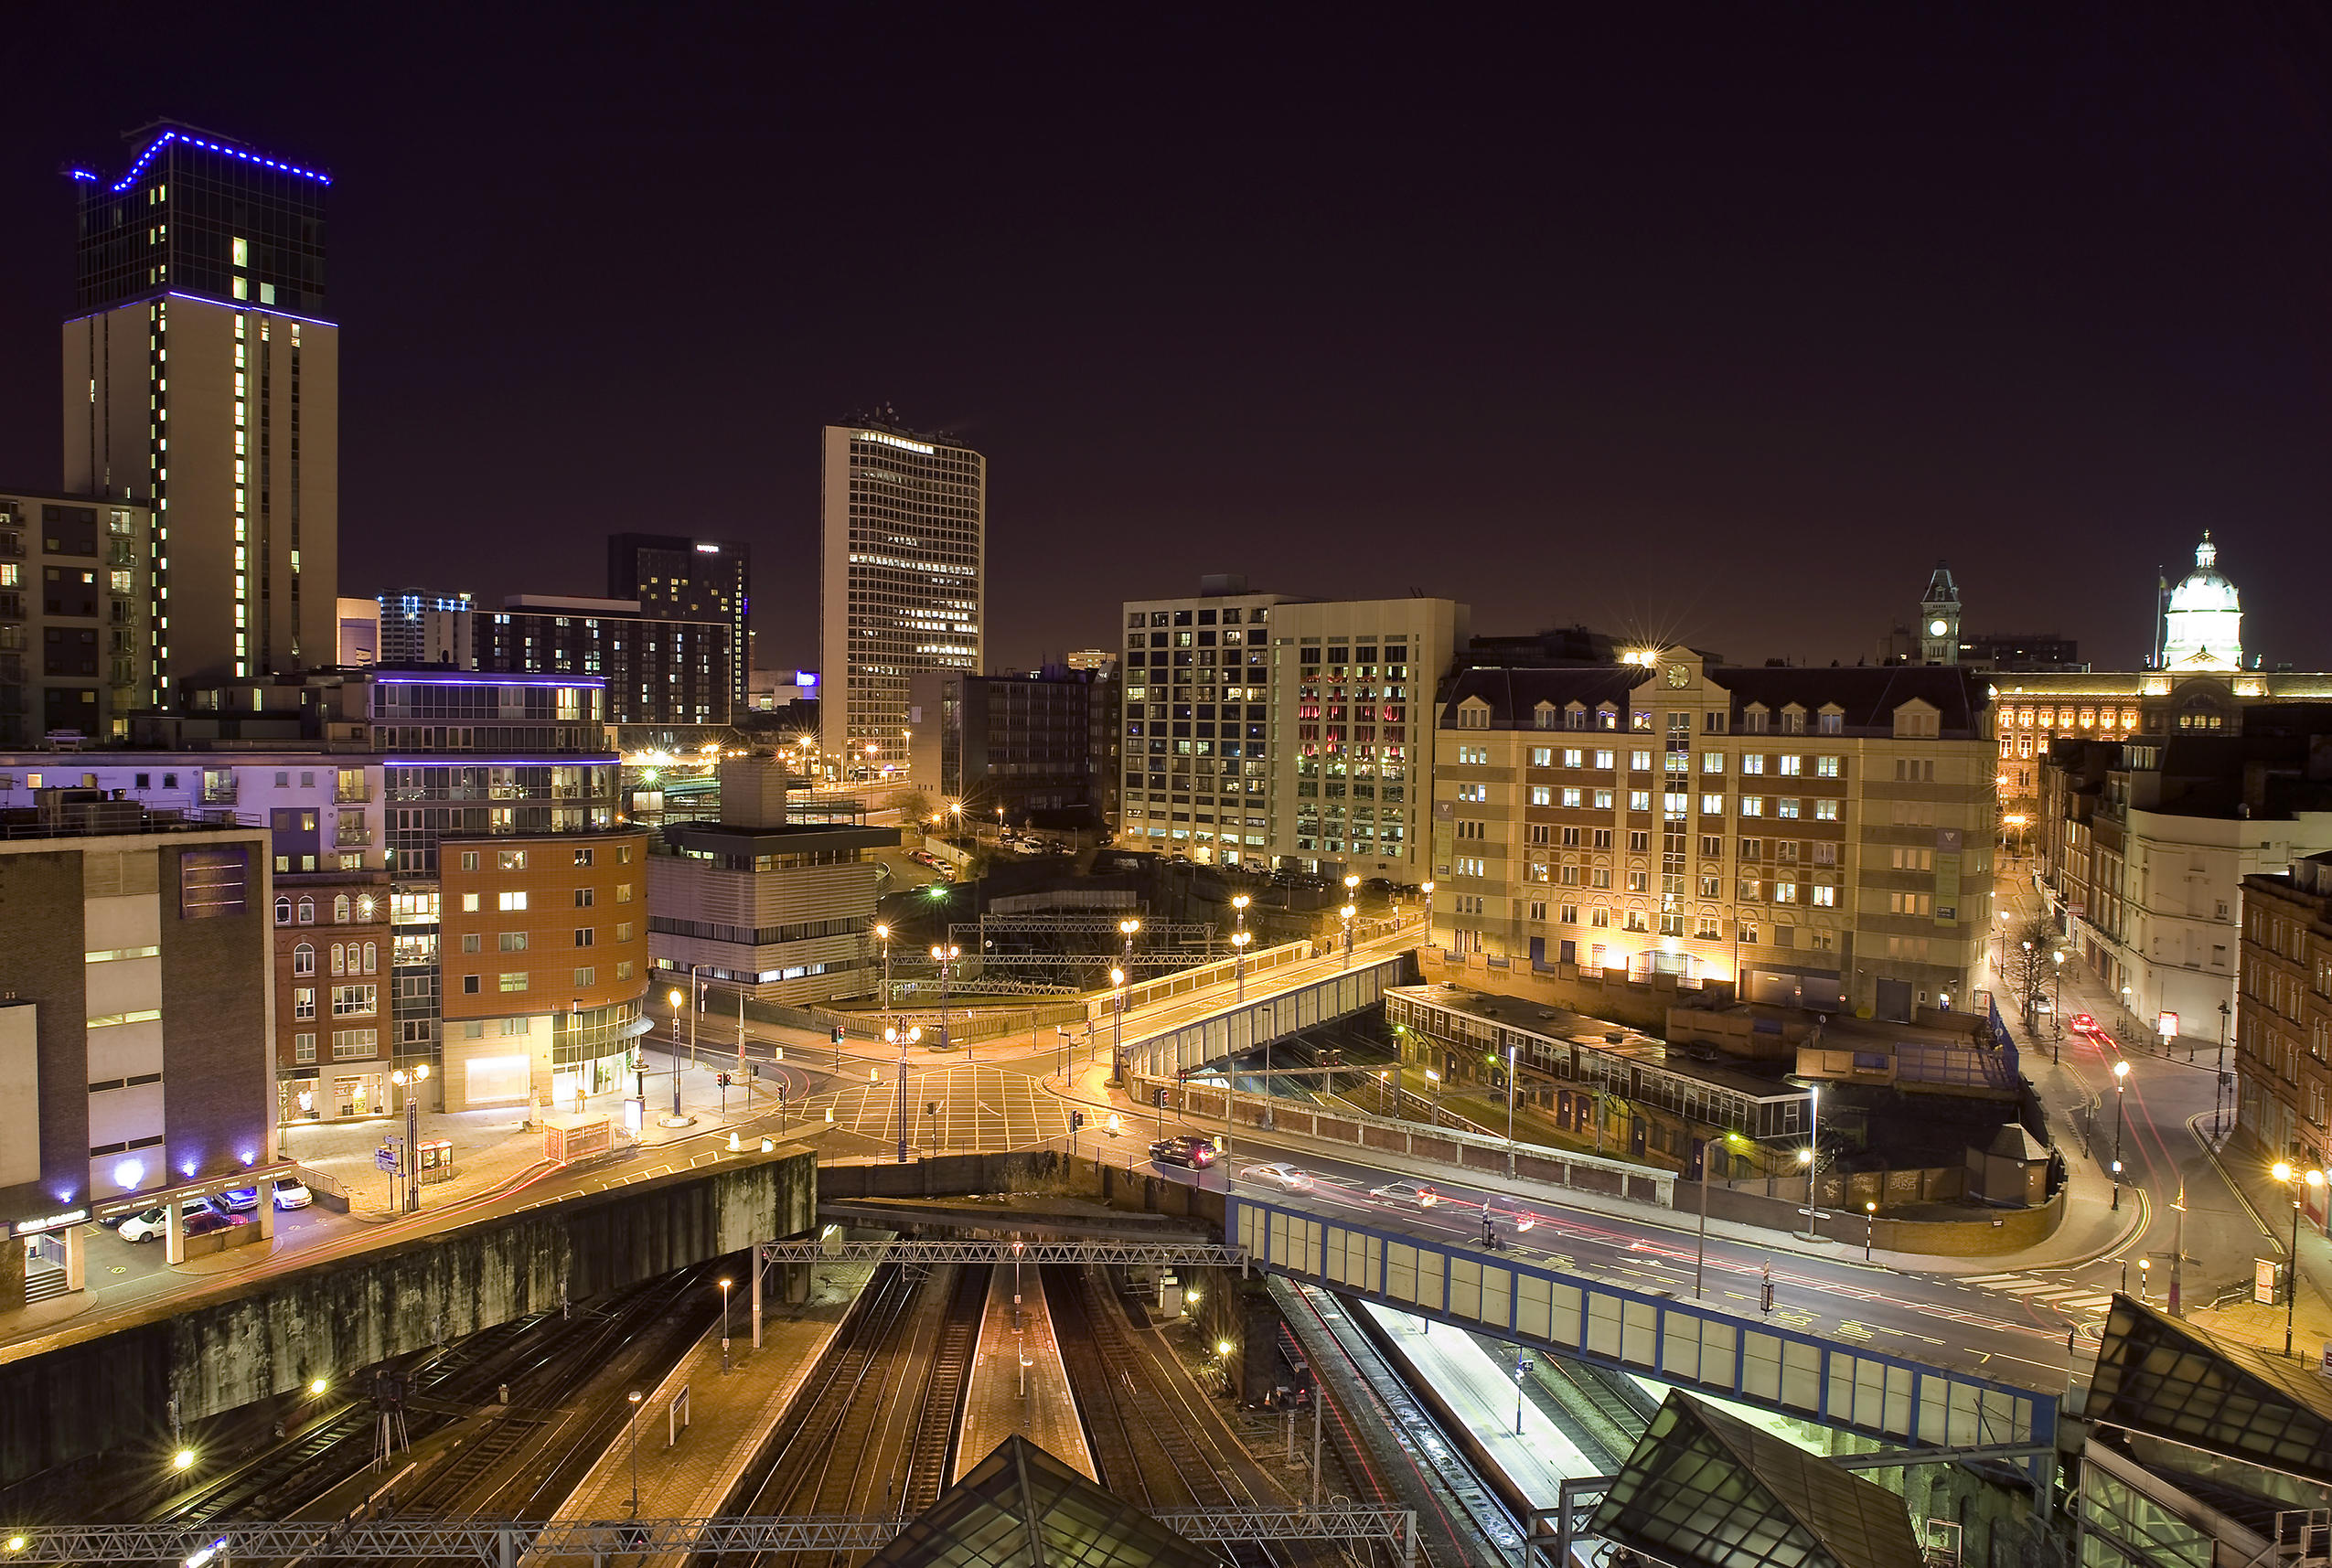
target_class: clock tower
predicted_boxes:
[1919,561,1961,666]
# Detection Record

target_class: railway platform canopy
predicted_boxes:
[1589,1392,1926,1568]
[875,1435,1219,1568]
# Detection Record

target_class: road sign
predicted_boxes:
[375,1149,399,1173]
[1517,1356,1534,1373]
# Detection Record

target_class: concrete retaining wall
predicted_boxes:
[818,1150,1227,1231]
[0,1147,817,1491]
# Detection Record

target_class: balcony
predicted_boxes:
[335,821,371,848]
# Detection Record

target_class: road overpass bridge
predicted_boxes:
[1229,1193,2058,1489]
[1125,950,1411,1076]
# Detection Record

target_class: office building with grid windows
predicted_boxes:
[818,418,984,772]
[1115,580,1465,875]
[0,489,151,743]
[1427,651,1995,1019]
[63,123,337,695]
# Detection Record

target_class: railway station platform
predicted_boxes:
[1363,1305,1598,1509]
[957,1256,1093,1482]
[550,1260,875,1534]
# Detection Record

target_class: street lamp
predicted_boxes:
[931,944,959,1054]
[2273,1160,2326,1356]
[2112,1059,2130,1211]
[1864,1200,1877,1262]
[1340,902,1356,969]
[626,1390,643,1513]
[1231,929,1253,1004]
[873,922,893,1022]
[2052,949,2066,1059]
[664,987,688,1122]
[389,1063,430,1213]
[1110,918,1140,1085]
[719,1277,733,1372]
[2019,939,2033,1031]
[1504,1043,1519,1178]
[884,1024,922,1162]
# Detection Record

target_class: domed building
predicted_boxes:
[2159,531,2243,672]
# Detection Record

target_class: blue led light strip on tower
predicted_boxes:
[110,130,332,193]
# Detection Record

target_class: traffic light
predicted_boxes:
[1154,1087,1169,1107]
[718,1073,731,1088]
[1071,1110,1086,1129]
[776,1084,787,1105]
[831,1025,846,1045]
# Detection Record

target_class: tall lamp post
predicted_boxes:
[2273,1160,2326,1357]
[2019,940,2034,1032]
[2052,949,2066,1060]
[389,1063,430,1213]
[873,922,893,1022]
[665,987,687,1123]
[719,1276,733,1372]
[931,944,959,1051]
[885,1024,922,1161]
[1504,1044,1519,1178]
[1419,880,1435,944]
[2111,1058,2130,1210]
[626,1390,643,1514]
[2216,1001,2232,1136]
[1232,929,1253,1004]
[1795,1084,1823,1242]
[1109,918,1140,1085]
[1343,875,1360,965]
[1231,893,1250,987]
[1340,902,1356,969]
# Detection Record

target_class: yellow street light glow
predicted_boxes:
[1216,1340,1233,1358]
[2113,1060,2130,1080]
[1796,1147,1813,1165]
[173,1448,196,1470]
[6,1535,26,1552]
[1110,967,1126,987]
[668,987,685,1009]
[309,1377,327,1394]
[1344,874,1359,890]
[874,923,890,940]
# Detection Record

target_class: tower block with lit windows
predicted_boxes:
[63,123,338,698]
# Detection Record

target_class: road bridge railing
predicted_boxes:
[1229,1193,2057,1492]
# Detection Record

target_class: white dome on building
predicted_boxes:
[2160,531,2243,671]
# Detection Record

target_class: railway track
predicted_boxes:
[902,1263,989,1516]
[721,1257,986,1565]
[152,1264,716,1532]
[1044,1265,1292,1568]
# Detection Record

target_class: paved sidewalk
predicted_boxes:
[551,1260,874,1552]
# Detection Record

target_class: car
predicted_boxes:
[1369,1179,1438,1208]
[1241,1162,1312,1190]
[272,1179,313,1211]
[182,1210,245,1239]
[2070,1012,2102,1036]
[216,1188,262,1213]
[115,1208,172,1243]
[1150,1135,1218,1169]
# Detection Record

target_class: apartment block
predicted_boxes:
[908,665,1117,826]
[65,126,338,692]
[608,534,751,713]
[1116,579,1466,874]
[0,489,151,743]
[2238,851,2332,1218]
[1428,649,1995,1019]
[439,828,650,1113]
[0,805,281,1302]
[478,596,733,727]
[0,669,629,1121]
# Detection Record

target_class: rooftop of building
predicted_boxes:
[1387,982,1802,1099]
[0,485,147,508]
[656,819,901,856]
[0,796,264,843]
[2087,1293,2332,1490]
[835,407,982,454]
[1439,660,1992,736]
[2246,849,2332,905]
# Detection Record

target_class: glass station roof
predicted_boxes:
[2088,1294,2332,1488]
[867,1436,1221,1568]
[1589,1391,1925,1568]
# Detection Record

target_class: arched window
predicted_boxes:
[330,944,345,976]
[297,898,315,924]
[294,943,315,976]
[274,896,292,926]
[363,942,378,975]
[334,894,351,923]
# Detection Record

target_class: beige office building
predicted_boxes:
[1428,649,1995,1019]
[1116,580,1466,875]
[818,419,985,773]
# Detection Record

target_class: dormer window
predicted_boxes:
[1781,705,1806,735]
[1743,707,1770,735]
[1533,701,1558,731]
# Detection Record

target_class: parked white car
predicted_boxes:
[115,1208,172,1243]
[272,1179,314,1211]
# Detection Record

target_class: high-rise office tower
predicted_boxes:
[607,533,750,711]
[62,123,339,698]
[818,417,984,774]
[377,586,474,665]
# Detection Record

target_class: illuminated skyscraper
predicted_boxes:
[62,123,339,696]
[818,416,984,774]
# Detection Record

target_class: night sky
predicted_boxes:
[5,8,2328,674]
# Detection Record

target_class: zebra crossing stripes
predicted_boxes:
[1952,1271,2113,1316]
